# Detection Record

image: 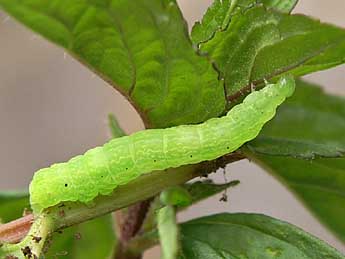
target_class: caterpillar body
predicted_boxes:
[30,76,295,213]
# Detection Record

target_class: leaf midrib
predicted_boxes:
[254,136,345,152]
[182,220,311,258]
[287,181,345,199]
[181,234,240,259]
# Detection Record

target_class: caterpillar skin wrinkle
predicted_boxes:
[29,76,295,213]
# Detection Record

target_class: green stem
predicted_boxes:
[51,164,201,230]
[0,153,244,258]
[0,213,54,258]
[126,230,159,256]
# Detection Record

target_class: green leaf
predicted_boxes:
[245,80,345,242]
[158,206,179,259]
[108,113,125,138]
[180,213,345,259]
[247,80,345,159]
[247,154,345,244]
[142,180,239,233]
[251,16,345,85]
[179,180,239,208]
[0,191,29,223]
[198,5,345,98]
[261,0,298,13]
[45,214,116,259]
[0,0,225,128]
[191,0,235,45]
[191,0,298,46]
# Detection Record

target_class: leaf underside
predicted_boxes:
[248,154,345,244]
[245,79,345,243]
[248,80,345,159]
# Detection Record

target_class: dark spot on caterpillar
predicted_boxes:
[190,155,193,158]
[57,230,63,234]
[101,175,104,178]
[58,203,65,208]
[153,159,156,162]
[21,246,32,257]
[64,183,68,187]
[32,236,42,243]
[227,147,230,149]
[126,167,128,170]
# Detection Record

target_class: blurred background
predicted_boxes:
[0,0,344,257]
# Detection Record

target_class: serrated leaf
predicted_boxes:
[46,215,116,259]
[261,0,298,13]
[0,0,225,128]
[251,15,345,85]
[247,80,345,158]
[191,0,234,45]
[0,191,29,223]
[247,154,345,244]
[198,5,345,99]
[191,0,298,45]
[158,206,179,259]
[180,213,345,259]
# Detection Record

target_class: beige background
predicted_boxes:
[0,1,344,257]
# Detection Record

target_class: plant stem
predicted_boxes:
[125,230,159,256]
[51,164,201,230]
[0,215,33,244]
[121,201,152,241]
[0,153,246,258]
[0,213,54,258]
[115,198,153,259]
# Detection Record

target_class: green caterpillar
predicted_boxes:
[29,76,295,213]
